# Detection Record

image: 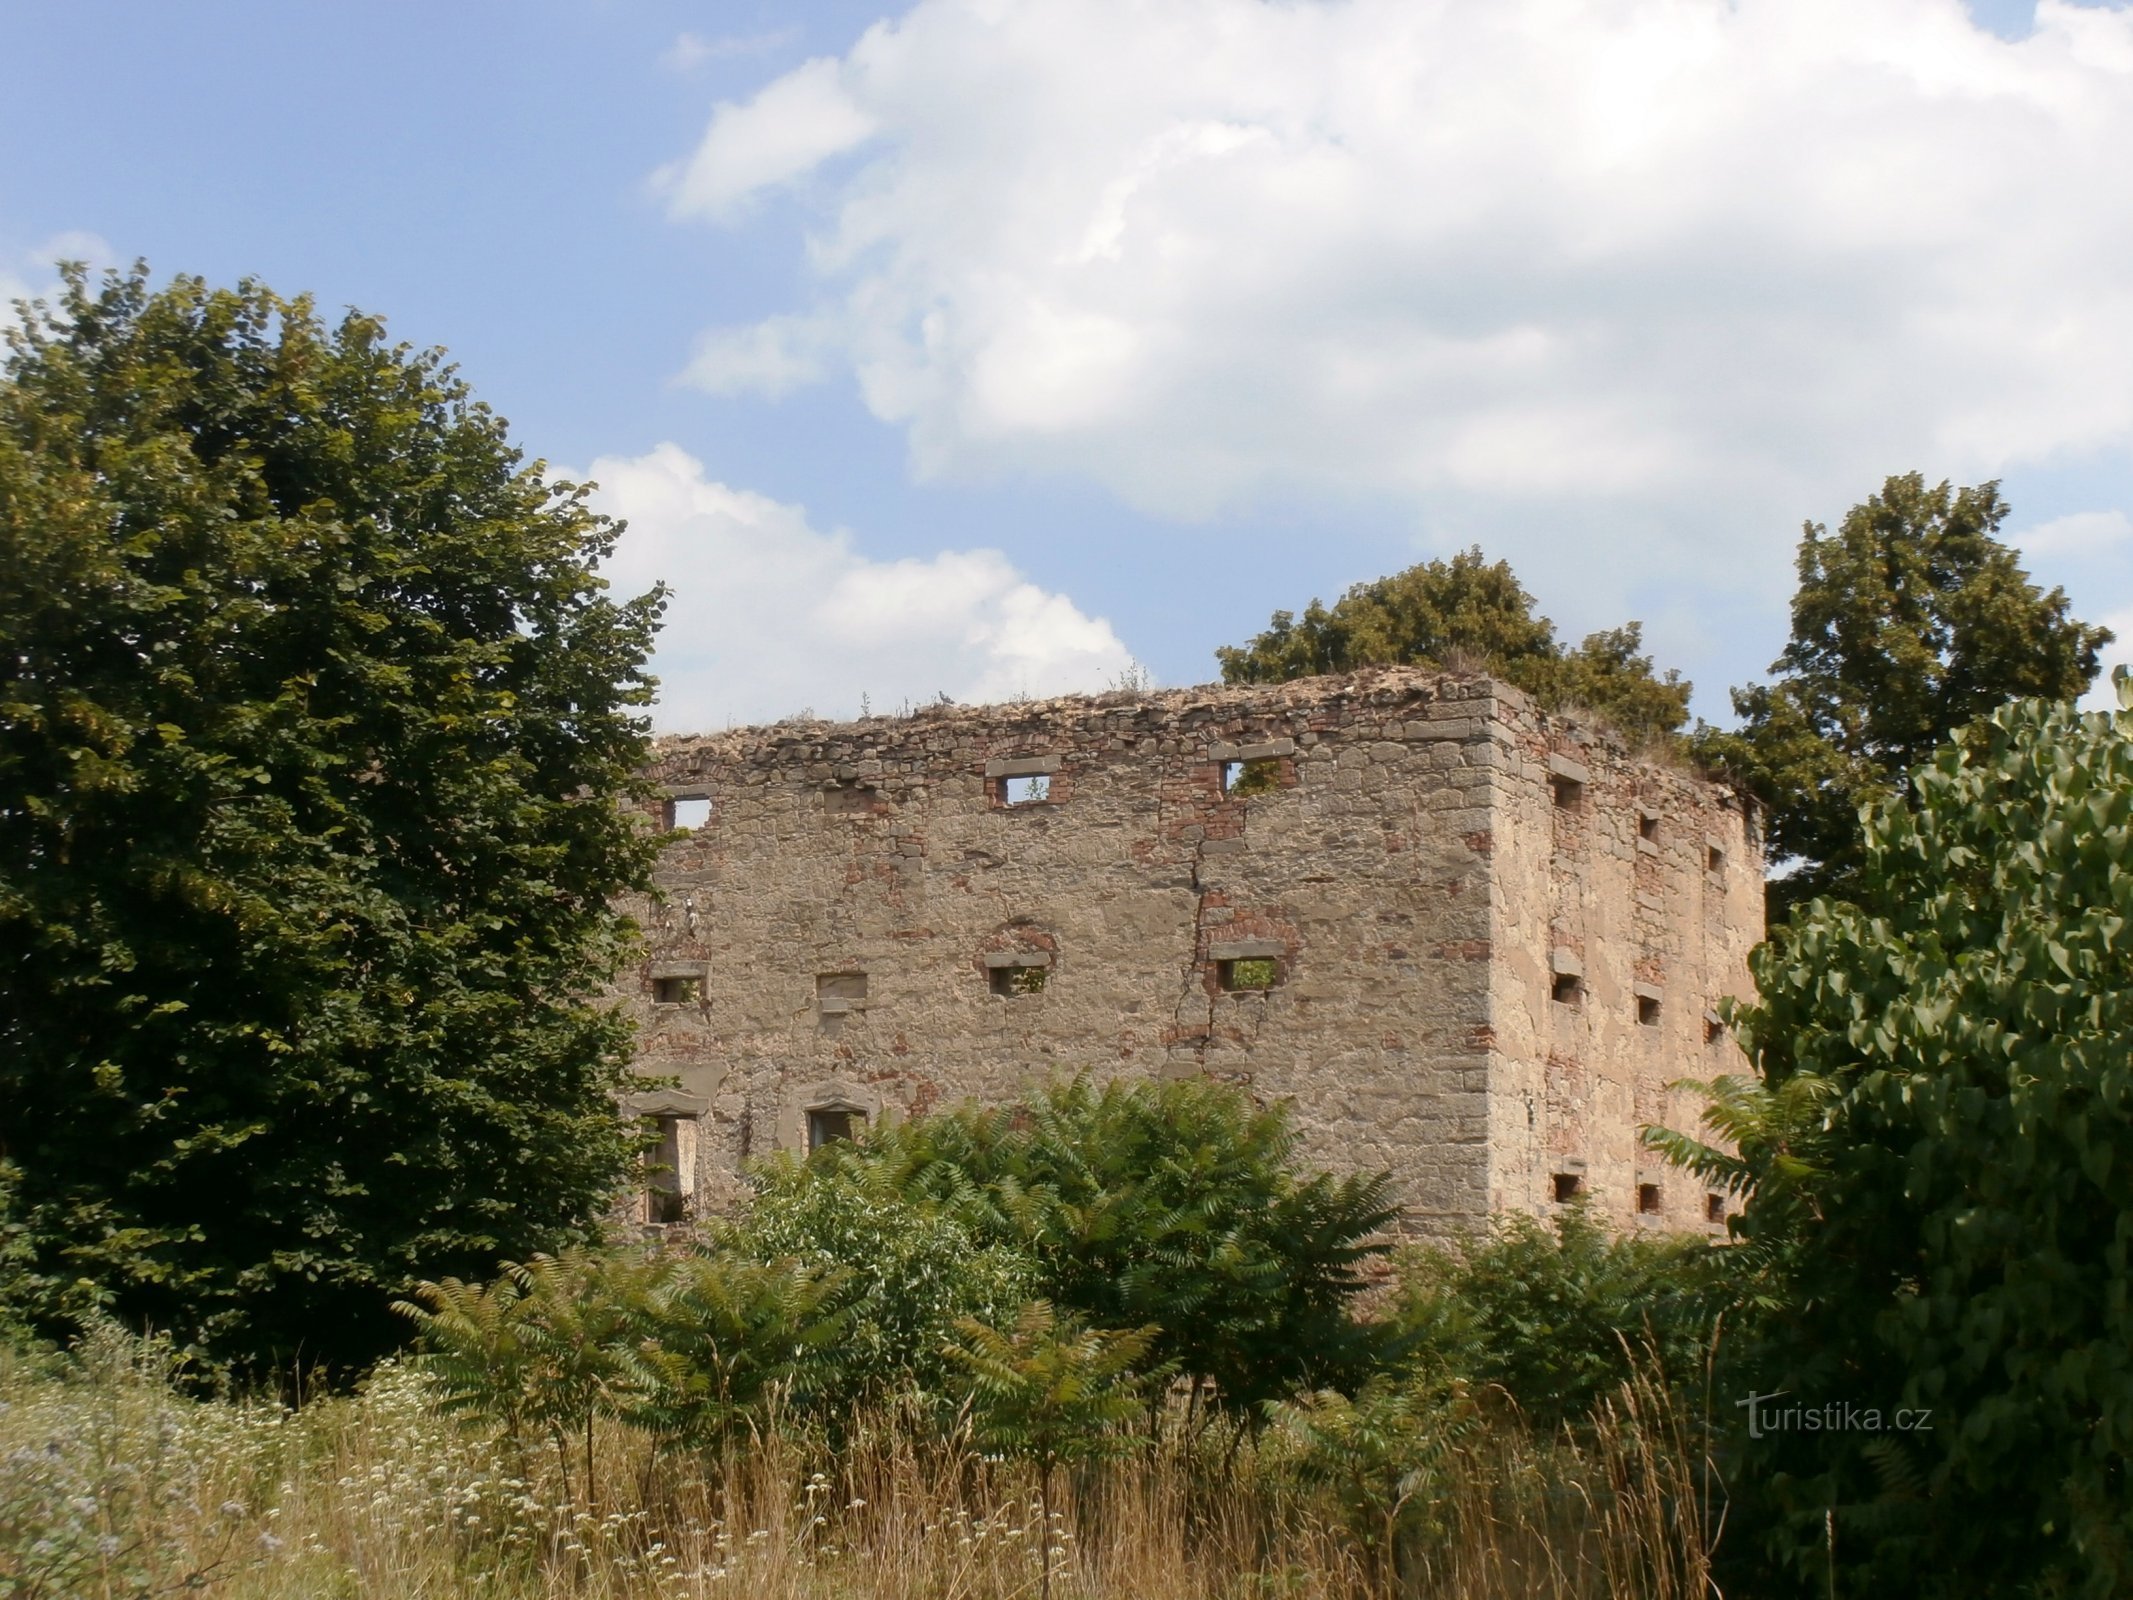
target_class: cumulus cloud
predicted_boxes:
[582,443,1138,729]
[661,0,2133,596]
[654,56,875,221]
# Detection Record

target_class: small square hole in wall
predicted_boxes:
[1639,812,1661,847]
[989,963,1048,997]
[652,975,701,1005]
[1218,956,1279,992]
[1551,775,1582,809]
[1553,1172,1584,1203]
[817,972,868,1013]
[1221,758,1281,797]
[1705,1013,1726,1045]
[1638,1183,1663,1215]
[1637,993,1662,1026]
[808,1107,864,1152]
[995,774,1051,806]
[1551,972,1583,1005]
[1707,843,1726,874]
[665,796,712,831]
[1706,1192,1728,1225]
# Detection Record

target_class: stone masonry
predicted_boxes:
[619,667,1764,1236]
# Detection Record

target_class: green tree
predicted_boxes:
[945,1301,1155,1600]
[1390,1207,1733,1433]
[1696,473,2108,915]
[834,1076,1401,1419]
[1215,548,1692,744]
[1669,684,2133,1596]
[736,1151,1036,1412]
[0,266,665,1372]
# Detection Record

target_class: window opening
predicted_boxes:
[1639,812,1660,845]
[1552,1172,1584,1203]
[989,963,1048,997]
[1707,843,1726,874]
[995,774,1051,806]
[653,975,702,1005]
[1551,972,1582,1005]
[1706,1192,1728,1225]
[1221,758,1281,797]
[644,1116,688,1225]
[1704,1012,1725,1045]
[1638,1183,1663,1215]
[1637,993,1662,1026]
[666,796,711,831]
[808,1107,864,1152]
[1551,775,1582,809]
[817,972,868,1014]
[1218,956,1279,992]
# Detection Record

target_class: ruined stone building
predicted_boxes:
[618,667,1764,1236]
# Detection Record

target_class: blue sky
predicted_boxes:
[5,0,2131,729]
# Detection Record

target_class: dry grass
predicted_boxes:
[0,1330,1713,1600]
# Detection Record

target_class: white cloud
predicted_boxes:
[663,0,2133,600]
[582,443,1138,729]
[0,232,114,336]
[680,312,838,397]
[662,29,800,72]
[2017,508,2133,558]
[2082,604,2133,711]
[655,56,875,221]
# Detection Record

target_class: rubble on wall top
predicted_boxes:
[658,667,1501,756]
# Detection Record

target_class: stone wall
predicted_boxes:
[621,667,1763,1233]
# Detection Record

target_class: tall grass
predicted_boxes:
[0,1329,1713,1600]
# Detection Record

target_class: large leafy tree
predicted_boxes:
[807,1076,1402,1417]
[1216,548,1692,744]
[1696,473,2108,914]
[1658,686,2133,1596]
[0,267,665,1370]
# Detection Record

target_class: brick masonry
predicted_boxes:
[620,667,1764,1235]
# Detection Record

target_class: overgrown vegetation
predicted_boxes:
[1661,679,2133,1597]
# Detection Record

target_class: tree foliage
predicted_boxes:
[1215,548,1693,744]
[736,1154,1036,1411]
[0,266,665,1371]
[817,1076,1401,1416]
[1389,1208,1732,1433]
[1695,473,2108,914]
[1684,684,2133,1596]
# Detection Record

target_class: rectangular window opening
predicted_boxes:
[652,975,702,1005]
[1639,812,1660,845]
[1550,776,1582,809]
[807,1107,865,1152]
[1638,1183,1663,1216]
[1552,1172,1584,1204]
[666,796,712,831]
[995,774,1051,806]
[1218,956,1280,992]
[1637,993,1662,1026]
[1706,1192,1728,1225]
[1707,843,1726,874]
[1551,972,1582,1005]
[817,972,868,1013]
[1221,758,1281,797]
[1705,1014,1726,1045]
[988,963,1048,997]
[644,1116,688,1225]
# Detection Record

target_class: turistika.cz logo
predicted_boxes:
[1737,1391,1935,1440]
